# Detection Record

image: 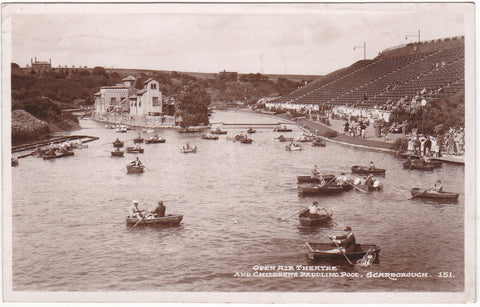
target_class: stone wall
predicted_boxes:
[93,112,176,128]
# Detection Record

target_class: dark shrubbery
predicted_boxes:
[392,137,409,152]
[322,130,338,138]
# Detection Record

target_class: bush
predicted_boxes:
[322,130,338,138]
[392,137,409,152]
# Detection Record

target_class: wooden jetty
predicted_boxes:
[13,135,99,158]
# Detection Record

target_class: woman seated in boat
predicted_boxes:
[134,144,142,150]
[115,138,121,143]
[329,226,356,253]
[335,173,348,185]
[368,161,376,170]
[150,201,166,218]
[128,200,144,218]
[431,179,443,192]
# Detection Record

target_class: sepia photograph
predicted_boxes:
[1,2,475,303]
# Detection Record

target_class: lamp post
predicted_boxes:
[421,98,427,134]
[353,42,366,60]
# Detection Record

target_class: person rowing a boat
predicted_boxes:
[128,200,144,219]
[368,161,376,170]
[431,179,443,192]
[328,226,356,253]
[150,201,166,218]
[335,173,348,185]
[308,201,323,219]
[312,165,320,177]
[365,174,375,188]
[129,157,143,167]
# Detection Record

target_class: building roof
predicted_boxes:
[122,75,136,82]
[94,92,101,96]
[144,78,155,84]
[100,85,128,89]
[33,61,50,65]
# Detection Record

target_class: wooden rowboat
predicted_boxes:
[410,188,459,200]
[240,138,253,144]
[273,126,292,132]
[305,242,381,261]
[145,137,166,144]
[402,162,435,170]
[275,135,293,142]
[286,143,301,151]
[180,146,197,153]
[133,137,144,143]
[311,139,326,146]
[111,150,125,157]
[126,165,144,173]
[298,209,333,227]
[125,146,144,153]
[298,185,344,196]
[113,141,124,148]
[247,128,256,134]
[211,128,227,135]
[126,214,183,226]
[202,134,219,140]
[297,174,335,183]
[351,165,386,175]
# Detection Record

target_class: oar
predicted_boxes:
[278,208,307,221]
[329,237,354,265]
[409,189,427,199]
[129,209,151,230]
[346,181,368,194]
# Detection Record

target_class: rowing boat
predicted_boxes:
[402,162,435,170]
[286,143,302,151]
[145,137,166,144]
[297,174,335,183]
[126,214,183,226]
[126,165,144,173]
[125,146,144,153]
[351,165,386,175]
[305,242,381,261]
[180,146,197,153]
[298,209,333,227]
[298,185,344,196]
[111,150,124,157]
[410,188,459,200]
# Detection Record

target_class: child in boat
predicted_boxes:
[368,161,375,170]
[129,157,143,167]
[308,201,322,219]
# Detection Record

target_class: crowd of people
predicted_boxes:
[405,126,464,157]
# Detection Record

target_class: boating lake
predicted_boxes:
[11,110,465,293]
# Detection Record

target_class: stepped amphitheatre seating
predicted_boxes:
[274,37,464,109]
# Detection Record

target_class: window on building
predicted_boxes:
[152,97,160,106]
[111,97,116,104]
[151,83,157,90]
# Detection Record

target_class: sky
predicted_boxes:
[4,3,471,76]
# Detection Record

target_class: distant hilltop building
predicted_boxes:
[94,75,163,116]
[31,57,51,71]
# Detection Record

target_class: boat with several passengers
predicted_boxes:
[311,138,326,147]
[126,214,183,226]
[133,135,144,143]
[410,188,459,200]
[305,242,381,262]
[351,165,386,175]
[247,128,256,134]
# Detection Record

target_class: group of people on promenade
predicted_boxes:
[405,127,464,157]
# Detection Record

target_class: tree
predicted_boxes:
[11,63,20,69]
[176,85,211,128]
[92,66,107,76]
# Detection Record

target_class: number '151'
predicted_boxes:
[438,272,454,278]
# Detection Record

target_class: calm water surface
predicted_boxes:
[12,110,465,292]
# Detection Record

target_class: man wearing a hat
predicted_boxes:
[329,226,356,252]
[150,201,166,218]
[128,200,144,219]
